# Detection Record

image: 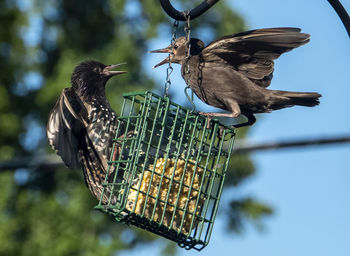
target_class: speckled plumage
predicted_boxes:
[47,60,126,202]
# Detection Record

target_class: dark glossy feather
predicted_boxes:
[202,27,310,88]
[47,88,85,169]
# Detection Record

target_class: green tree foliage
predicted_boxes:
[0,0,272,255]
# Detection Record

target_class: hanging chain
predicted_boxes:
[164,20,179,97]
[183,12,196,112]
[184,13,191,75]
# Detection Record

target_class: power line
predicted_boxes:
[232,135,350,153]
[0,154,64,172]
[1,135,350,172]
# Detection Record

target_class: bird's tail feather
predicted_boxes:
[271,90,321,109]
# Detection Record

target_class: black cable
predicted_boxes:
[1,135,350,172]
[233,135,350,153]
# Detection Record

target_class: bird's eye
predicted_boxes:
[173,45,178,50]
[93,67,101,73]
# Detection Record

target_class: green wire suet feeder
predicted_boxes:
[95,91,235,250]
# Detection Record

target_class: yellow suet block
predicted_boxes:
[126,157,204,234]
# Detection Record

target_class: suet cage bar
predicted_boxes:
[95,91,235,250]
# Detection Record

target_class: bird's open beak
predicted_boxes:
[150,47,172,68]
[103,63,127,76]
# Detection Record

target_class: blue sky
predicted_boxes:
[134,1,350,255]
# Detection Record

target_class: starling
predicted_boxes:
[47,60,127,203]
[151,27,321,128]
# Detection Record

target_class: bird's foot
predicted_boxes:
[124,130,135,138]
[218,126,225,139]
[198,112,214,128]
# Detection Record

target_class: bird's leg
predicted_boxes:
[199,100,241,128]
[199,111,241,128]
[232,113,256,128]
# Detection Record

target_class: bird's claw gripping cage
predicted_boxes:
[95,91,235,250]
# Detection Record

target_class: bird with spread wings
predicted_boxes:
[152,28,321,128]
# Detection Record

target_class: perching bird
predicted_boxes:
[151,27,321,128]
[47,60,127,203]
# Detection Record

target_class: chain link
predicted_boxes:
[164,16,195,112]
[184,13,191,75]
[164,65,173,97]
[164,20,179,97]
[183,13,196,112]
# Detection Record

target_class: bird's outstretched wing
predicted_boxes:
[202,28,310,88]
[47,88,87,169]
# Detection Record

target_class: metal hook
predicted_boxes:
[327,0,350,37]
[159,0,219,21]
[184,86,196,112]
[158,0,349,37]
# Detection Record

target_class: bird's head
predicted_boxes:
[150,37,205,68]
[71,60,127,98]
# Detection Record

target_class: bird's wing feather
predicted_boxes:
[202,28,310,87]
[47,88,85,168]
